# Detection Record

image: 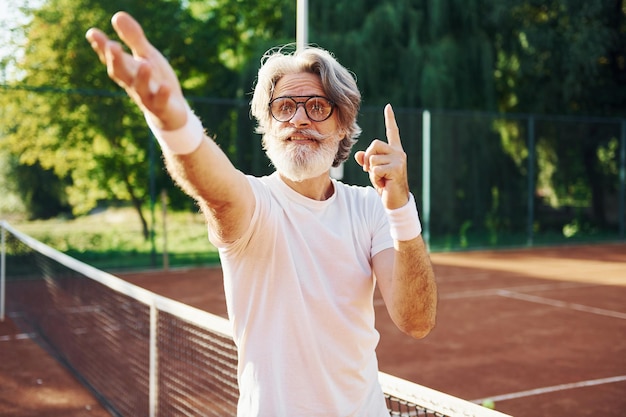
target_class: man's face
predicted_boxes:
[263,72,344,182]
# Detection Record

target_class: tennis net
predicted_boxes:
[1,221,510,417]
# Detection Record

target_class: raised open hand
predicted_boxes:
[85,12,187,130]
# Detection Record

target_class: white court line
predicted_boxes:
[497,290,626,320]
[374,282,599,306]
[440,281,595,300]
[472,375,626,403]
[436,271,496,283]
[440,288,501,300]
[0,332,35,342]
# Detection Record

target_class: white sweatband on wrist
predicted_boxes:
[385,193,422,241]
[145,103,204,155]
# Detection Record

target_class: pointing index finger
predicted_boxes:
[384,103,403,149]
[111,12,153,58]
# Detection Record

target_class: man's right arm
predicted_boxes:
[86,12,254,243]
[162,137,254,244]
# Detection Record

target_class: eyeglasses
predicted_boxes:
[268,96,335,123]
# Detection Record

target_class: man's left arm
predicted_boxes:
[373,238,437,338]
[355,103,437,338]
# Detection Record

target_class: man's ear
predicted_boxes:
[339,128,347,141]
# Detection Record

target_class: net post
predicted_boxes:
[1,221,5,321]
[526,115,536,246]
[619,119,625,239]
[149,303,159,417]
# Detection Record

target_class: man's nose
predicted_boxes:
[289,104,311,127]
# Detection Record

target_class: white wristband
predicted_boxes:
[145,103,204,155]
[385,193,422,241]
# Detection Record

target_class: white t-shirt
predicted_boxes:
[210,172,393,417]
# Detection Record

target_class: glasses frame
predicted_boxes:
[268,95,335,123]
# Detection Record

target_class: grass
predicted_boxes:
[4,206,622,272]
[6,207,220,272]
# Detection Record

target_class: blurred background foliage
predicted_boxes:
[0,0,624,252]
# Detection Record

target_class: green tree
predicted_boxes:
[489,0,625,227]
[490,0,625,117]
[0,0,297,232]
[0,0,236,238]
[309,0,497,110]
[2,0,621,243]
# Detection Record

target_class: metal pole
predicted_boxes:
[1,222,5,321]
[296,0,308,51]
[422,110,431,249]
[527,116,536,246]
[149,133,157,267]
[161,190,169,271]
[148,304,158,417]
[618,119,626,239]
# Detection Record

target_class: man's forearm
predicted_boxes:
[391,236,437,339]
[162,134,234,203]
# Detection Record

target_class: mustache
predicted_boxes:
[277,128,331,142]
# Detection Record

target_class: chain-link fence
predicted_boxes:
[2,85,624,252]
[190,99,625,251]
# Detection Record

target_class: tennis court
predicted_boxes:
[379,244,626,416]
[2,234,625,416]
[120,243,626,417]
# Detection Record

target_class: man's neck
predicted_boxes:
[278,171,335,201]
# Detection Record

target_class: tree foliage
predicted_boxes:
[1,0,623,243]
[490,0,625,116]
[1,0,236,235]
[487,0,625,226]
[308,0,497,110]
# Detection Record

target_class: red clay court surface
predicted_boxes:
[1,242,625,416]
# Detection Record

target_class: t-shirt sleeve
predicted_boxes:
[368,190,394,258]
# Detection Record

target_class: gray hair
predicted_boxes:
[250,45,362,167]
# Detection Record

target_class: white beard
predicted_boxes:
[263,128,340,182]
